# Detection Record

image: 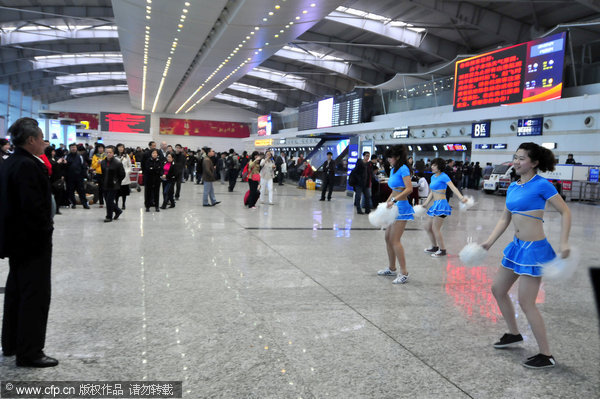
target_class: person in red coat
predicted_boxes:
[298,161,314,188]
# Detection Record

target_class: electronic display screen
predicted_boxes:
[257,115,271,136]
[317,98,334,129]
[471,121,491,138]
[454,32,566,111]
[444,144,467,151]
[517,117,544,136]
[298,91,363,130]
[100,112,150,133]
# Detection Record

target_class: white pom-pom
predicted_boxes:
[459,243,488,266]
[542,247,580,281]
[413,204,427,217]
[459,195,475,211]
[368,202,399,228]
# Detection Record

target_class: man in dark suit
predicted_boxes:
[173,144,185,200]
[66,143,90,209]
[0,117,58,367]
[320,152,336,201]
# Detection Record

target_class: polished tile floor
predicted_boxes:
[1,181,599,398]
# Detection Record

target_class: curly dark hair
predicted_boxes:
[517,142,556,172]
[384,145,409,173]
[431,157,446,172]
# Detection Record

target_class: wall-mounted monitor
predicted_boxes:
[257,114,271,136]
[454,32,566,111]
[298,90,364,130]
[100,112,150,133]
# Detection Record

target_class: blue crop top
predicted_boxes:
[506,174,558,221]
[430,172,451,191]
[388,165,410,191]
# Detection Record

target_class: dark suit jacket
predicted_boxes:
[0,147,53,259]
[100,158,126,190]
[322,159,336,177]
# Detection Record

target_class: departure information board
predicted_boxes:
[100,112,150,133]
[298,91,363,130]
[454,32,566,111]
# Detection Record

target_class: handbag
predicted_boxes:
[251,173,261,182]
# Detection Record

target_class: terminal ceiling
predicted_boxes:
[0,0,599,115]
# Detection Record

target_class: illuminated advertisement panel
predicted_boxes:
[317,98,334,129]
[257,115,271,136]
[58,112,99,130]
[100,112,150,133]
[454,32,566,111]
[159,118,250,138]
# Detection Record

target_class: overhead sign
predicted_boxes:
[254,139,273,147]
[392,128,410,139]
[517,117,543,136]
[101,112,150,133]
[257,115,271,136]
[471,121,491,138]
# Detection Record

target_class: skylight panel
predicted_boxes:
[214,94,258,108]
[334,6,425,33]
[70,85,128,96]
[229,83,278,101]
[31,52,123,69]
[54,72,127,85]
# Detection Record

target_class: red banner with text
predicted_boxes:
[159,118,250,138]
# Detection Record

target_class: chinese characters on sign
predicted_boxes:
[159,118,250,138]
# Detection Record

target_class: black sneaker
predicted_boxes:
[493,333,523,348]
[424,246,439,253]
[523,353,555,369]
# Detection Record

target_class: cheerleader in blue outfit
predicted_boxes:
[421,158,468,257]
[481,143,572,369]
[376,145,414,284]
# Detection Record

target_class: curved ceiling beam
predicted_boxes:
[324,11,465,61]
[245,66,335,98]
[210,98,261,115]
[1,26,118,46]
[260,58,357,94]
[295,30,420,74]
[0,6,114,25]
[222,87,294,110]
[409,0,533,44]
[237,75,316,104]
[0,40,120,64]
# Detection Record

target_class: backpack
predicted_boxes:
[226,155,234,169]
[348,167,358,187]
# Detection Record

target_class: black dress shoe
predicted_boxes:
[104,217,113,223]
[83,204,90,209]
[168,204,175,208]
[212,201,221,206]
[16,355,59,368]
[114,209,122,220]
[203,204,211,207]
[71,204,76,209]
[155,207,160,212]
[319,198,325,201]
[3,351,15,357]
[122,205,126,210]
[160,204,167,209]
[146,208,150,212]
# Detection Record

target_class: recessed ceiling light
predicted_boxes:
[246,36,250,39]
[311,3,316,7]
[302,10,307,14]
[295,16,300,20]
[275,5,280,9]
[263,18,267,21]
[268,12,274,15]
[254,27,259,30]
[274,34,279,37]
[146,15,151,19]
[285,25,289,28]
[265,42,269,45]
[183,9,188,13]
[184,2,190,6]
[280,30,284,33]
[178,24,183,28]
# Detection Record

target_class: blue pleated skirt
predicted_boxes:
[427,199,452,217]
[501,236,556,277]
[395,199,414,221]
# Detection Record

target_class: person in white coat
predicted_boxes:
[260,150,276,204]
[115,143,132,209]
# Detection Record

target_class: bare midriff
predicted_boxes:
[511,210,546,241]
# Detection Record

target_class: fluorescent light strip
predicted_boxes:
[177,4,291,113]
[151,4,190,113]
[142,0,152,110]
[54,72,127,85]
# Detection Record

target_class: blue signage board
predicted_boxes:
[589,168,599,183]
[471,121,491,138]
[517,117,544,136]
[346,143,360,191]
[475,143,507,150]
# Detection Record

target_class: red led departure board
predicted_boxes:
[454,32,566,111]
[159,118,250,138]
[100,112,150,133]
